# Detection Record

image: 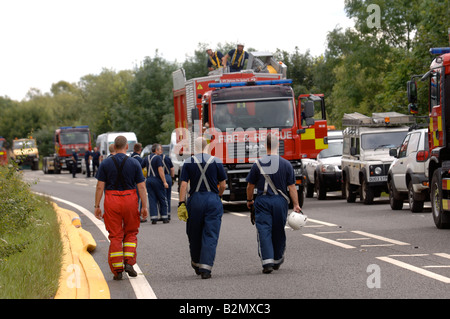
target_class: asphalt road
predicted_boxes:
[24,169,450,300]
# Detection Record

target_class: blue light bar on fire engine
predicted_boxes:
[209,79,293,88]
[430,47,450,55]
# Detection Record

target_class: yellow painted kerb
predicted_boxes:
[54,203,110,299]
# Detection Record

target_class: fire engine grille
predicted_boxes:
[226,140,285,159]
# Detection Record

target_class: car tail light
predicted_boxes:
[416,150,429,162]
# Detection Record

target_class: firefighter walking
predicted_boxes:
[141,143,169,224]
[246,133,302,274]
[94,136,148,280]
[178,137,227,279]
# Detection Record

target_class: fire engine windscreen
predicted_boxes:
[361,131,408,150]
[60,132,90,145]
[211,99,295,131]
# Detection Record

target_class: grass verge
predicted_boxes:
[0,165,62,298]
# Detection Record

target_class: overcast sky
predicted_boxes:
[0,0,354,101]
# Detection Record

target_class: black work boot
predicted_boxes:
[124,263,137,277]
[113,272,123,280]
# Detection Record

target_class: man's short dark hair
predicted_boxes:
[134,143,142,152]
[266,133,279,151]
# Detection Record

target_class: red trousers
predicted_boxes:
[104,189,140,275]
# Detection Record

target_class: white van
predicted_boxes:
[96,132,138,159]
[169,131,182,180]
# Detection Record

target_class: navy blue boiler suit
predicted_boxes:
[161,154,174,216]
[141,154,168,222]
[246,155,295,269]
[180,153,227,274]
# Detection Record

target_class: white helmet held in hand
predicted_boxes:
[288,211,307,230]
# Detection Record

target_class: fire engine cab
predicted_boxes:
[172,52,329,206]
[407,28,450,228]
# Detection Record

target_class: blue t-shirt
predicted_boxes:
[92,151,100,162]
[141,153,164,179]
[72,151,78,162]
[180,153,227,195]
[246,155,295,197]
[96,153,145,191]
[130,152,143,165]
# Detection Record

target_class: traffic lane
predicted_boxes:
[25,170,450,298]
[142,202,449,299]
[303,193,450,254]
[26,170,138,299]
[300,194,450,297]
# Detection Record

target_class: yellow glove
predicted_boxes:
[178,202,188,222]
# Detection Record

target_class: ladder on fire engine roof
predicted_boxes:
[342,112,415,127]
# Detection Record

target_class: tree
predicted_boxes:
[126,52,177,146]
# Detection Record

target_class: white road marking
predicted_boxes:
[377,256,450,284]
[33,192,157,299]
[351,231,410,246]
[308,218,338,227]
[231,213,247,217]
[303,233,356,249]
[388,254,429,257]
[434,253,450,260]
[337,237,371,241]
[360,244,395,247]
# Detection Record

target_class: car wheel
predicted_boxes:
[345,176,356,203]
[315,176,326,200]
[360,178,374,205]
[388,178,403,210]
[305,175,314,198]
[408,181,424,213]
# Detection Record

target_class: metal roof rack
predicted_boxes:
[342,112,415,127]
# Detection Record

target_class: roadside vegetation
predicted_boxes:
[0,164,62,298]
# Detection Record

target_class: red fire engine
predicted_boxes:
[0,136,7,165]
[42,126,92,174]
[172,52,328,206]
[407,28,450,228]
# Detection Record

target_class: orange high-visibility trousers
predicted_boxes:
[104,189,140,276]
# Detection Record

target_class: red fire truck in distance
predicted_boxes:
[172,52,328,206]
[43,125,92,174]
[0,137,7,165]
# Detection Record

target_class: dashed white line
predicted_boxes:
[376,256,450,284]
[351,230,410,246]
[303,233,356,249]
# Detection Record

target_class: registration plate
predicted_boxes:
[368,176,387,183]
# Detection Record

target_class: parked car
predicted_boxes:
[388,128,430,212]
[341,112,412,205]
[304,130,343,200]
